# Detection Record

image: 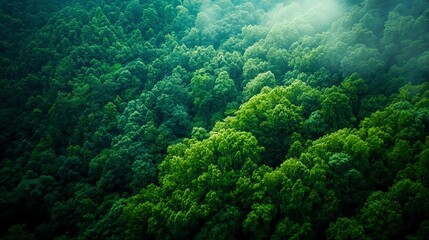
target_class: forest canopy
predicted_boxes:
[0,0,428,239]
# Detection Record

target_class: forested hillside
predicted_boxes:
[0,0,428,239]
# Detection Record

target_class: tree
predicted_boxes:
[243,203,277,238]
[340,44,385,79]
[242,71,276,101]
[326,218,367,240]
[242,58,269,81]
[321,88,354,130]
[226,86,304,166]
[3,224,36,240]
[190,69,219,126]
[214,70,237,105]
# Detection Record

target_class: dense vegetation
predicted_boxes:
[1,0,428,239]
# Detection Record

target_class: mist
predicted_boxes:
[264,0,346,31]
[195,0,221,29]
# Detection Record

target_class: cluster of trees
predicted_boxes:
[0,0,428,239]
[126,82,429,239]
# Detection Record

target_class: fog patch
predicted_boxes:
[195,0,221,29]
[264,0,345,31]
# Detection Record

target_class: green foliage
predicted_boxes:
[242,71,276,101]
[225,86,304,165]
[326,218,367,240]
[0,0,428,239]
